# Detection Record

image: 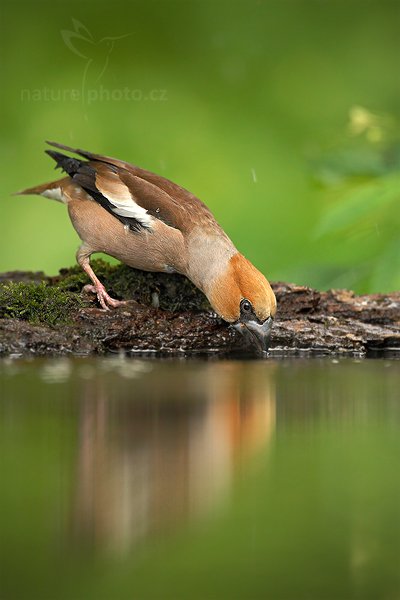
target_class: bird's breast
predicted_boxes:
[185,228,237,293]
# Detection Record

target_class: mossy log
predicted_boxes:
[0,261,399,357]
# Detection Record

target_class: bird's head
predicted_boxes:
[208,253,276,354]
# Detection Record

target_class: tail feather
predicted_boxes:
[16,142,87,200]
[15,177,69,199]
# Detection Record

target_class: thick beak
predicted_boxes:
[233,317,274,354]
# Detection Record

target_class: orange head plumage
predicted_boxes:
[208,253,276,352]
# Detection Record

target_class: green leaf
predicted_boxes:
[314,175,400,238]
[370,237,400,292]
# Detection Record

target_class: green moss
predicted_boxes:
[56,259,209,312]
[55,260,116,292]
[0,260,209,326]
[0,281,86,327]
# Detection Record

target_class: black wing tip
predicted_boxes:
[45,149,83,176]
[46,140,75,152]
[45,148,62,158]
[45,148,66,167]
[45,140,93,160]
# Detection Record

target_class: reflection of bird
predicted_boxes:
[18,142,276,351]
[72,361,276,552]
[61,19,128,84]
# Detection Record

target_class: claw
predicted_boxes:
[83,284,126,310]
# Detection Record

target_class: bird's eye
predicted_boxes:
[240,299,252,313]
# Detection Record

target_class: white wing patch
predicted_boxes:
[41,187,65,203]
[95,171,153,228]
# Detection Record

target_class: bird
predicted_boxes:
[17,141,277,352]
[61,19,130,86]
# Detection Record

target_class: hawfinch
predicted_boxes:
[19,142,276,351]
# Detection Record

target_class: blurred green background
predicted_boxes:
[1,0,400,293]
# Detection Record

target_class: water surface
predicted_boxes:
[1,357,400,599]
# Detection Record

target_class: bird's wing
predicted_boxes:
[45,147,193,233]
[46,141,215,233]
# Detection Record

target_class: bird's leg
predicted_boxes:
[76,244,125,310]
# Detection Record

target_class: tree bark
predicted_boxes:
[0,265,399,357]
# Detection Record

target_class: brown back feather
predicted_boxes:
[45,141,216,234]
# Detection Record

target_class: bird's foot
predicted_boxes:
[83,284,126,310]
